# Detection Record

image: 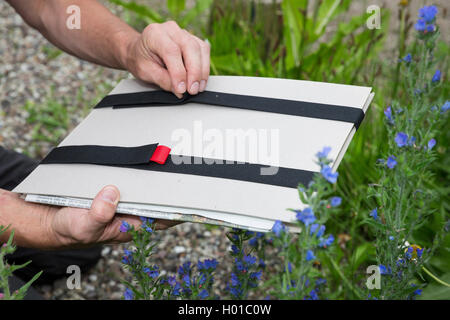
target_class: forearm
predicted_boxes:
[0,190,56,249]
[7,0,139,70]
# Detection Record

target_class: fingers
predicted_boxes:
[171,29,202,95]
[194,36,210,92]
[141,21,210,97]
[88,185,120,228]
[144,22,187,98]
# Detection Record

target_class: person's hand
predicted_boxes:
[0,186,178,249]
[125,21,210,98]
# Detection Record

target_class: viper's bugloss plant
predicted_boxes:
[0,226,42,300]
[365,5,449,300]
[120,218,219,300]
[267,147,341,300]
[226,229,264,299]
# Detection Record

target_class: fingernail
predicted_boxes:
[101,186,118,205]
[177,81,186,93]
[190,82,199,95]
[200,80,206,92]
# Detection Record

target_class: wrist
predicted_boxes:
[112,29,141,71]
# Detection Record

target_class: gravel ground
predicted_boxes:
[1,0,448,300]
[0,1,244,300]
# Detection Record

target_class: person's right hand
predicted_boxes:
[125,21,211,98]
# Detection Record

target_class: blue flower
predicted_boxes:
[432,70,441,83]
[389,236,395,241]
[402,54,412,63]
[250,270,262,280]
[309,223,319,236]
[317,225,326,238]
[405,247,413,260]
[144,267,159,279]
[140,216,154,225]
[310,224,326,238]
[178,262,191,276]
[271,220,286,237]
[167,276,176,287]
[287,262,293,273]
[230,286,242,298]
[413,289,422,296]
[418,5,438,23]
[417,248,424,258]
[122,249,133,265]
[379,264,391,275]
[243,255,257,266]
[316,146,331,159]
[124,288,134,300]
[387,156,397,169]
[230,273,240,286]
[441,101,450,113]
[198,289,209,299]
[330,196,342,207]
[414,18,426,31]
[316,278,327,286]
[427,138,436,150]
[384,105,393,122]
[231,244,240,255]
[198,259,218,271]
[319,234,334,248]
[249,237,258,247]
[395,132,408,147]
[306,250,316,261]
[235,259,245,272]
[320,165,339,184]
[370,208,378,220]
[309,289,319,300]
[172,282,182,296]
[119,221,131,233]
[182,274,191,286]
[296,207,316,226]
[408,136,416,146]
[258,258,266,269]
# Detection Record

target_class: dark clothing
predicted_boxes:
[0,146,101,299]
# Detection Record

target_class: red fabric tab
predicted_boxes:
[150,145,171,164]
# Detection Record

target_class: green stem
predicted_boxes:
[325,252,362,299]
[422,267,450,288]
[0,251,11,299]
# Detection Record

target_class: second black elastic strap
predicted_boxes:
[95,90,365,129]
[41,145,314,189]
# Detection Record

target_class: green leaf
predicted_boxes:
[167,0,185,17]
[108,0,163,23]
[281,0,307,69]
[180,0,213,27]
[313,0,351,37]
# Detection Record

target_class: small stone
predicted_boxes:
[174,246,186,254]
[101,246,111,256]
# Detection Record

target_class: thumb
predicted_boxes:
[88,185,120,228]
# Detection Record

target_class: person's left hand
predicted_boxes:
[124,21,210,98]
[0,186,178,249]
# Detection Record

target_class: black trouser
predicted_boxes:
[0,147,102,299]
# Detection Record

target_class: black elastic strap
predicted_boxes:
[95,90,365,129]
[40,145,314,189]
[41,144,158,166]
